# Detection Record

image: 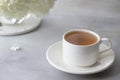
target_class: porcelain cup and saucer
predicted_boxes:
[46,29,115,75]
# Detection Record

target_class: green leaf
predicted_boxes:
[0,22,2,26]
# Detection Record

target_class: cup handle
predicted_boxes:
[100,38,112,53]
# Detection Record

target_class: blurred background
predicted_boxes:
[53,0,120,17]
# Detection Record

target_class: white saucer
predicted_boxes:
[46,41,115,75]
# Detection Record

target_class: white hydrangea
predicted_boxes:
[0,0,55,20]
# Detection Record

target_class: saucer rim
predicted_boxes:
[46,41,115,75]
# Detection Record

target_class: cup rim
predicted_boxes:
[63,29,100,47]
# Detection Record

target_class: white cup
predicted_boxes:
[63,29,112,67]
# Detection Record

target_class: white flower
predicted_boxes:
[0,0,55,20]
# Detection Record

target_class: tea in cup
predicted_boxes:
[63,29,112,66]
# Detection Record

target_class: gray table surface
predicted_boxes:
[0,0,120,80]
